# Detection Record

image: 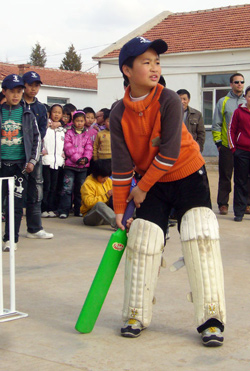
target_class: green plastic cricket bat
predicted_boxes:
[75,201,135,333]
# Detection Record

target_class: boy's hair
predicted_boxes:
[83,106,95,115]
[176,89,190,99]
[63,103,77,112]
[102,108,111,121]
[158,75,166,87]
[122,56,136,83]
[92,159,112,178]
[63,106,72,115]
[230,73,244,83]
[72,110,85,122]
[49,104,63,118]
[245,86,250,95]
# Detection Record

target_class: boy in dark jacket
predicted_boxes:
[0,74,41,250]
[22,71,53,239]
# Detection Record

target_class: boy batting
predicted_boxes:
[110,36,226,346]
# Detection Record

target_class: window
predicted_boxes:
[201,74,231,128]
[47,97,68,106]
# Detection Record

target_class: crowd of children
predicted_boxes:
[0,72,113,251]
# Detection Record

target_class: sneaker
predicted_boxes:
[201,327,224,347]
[48,211,57,218]
[41,211,50,218]
[26,230,54,239]
[2,241,17,252]
[121,319,145,338]
[59,214,68,219]
[219,205,228,215]
[74,212,83,217]
[234,216,243,222]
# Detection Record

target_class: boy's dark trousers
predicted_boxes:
[26,157,43,233]
[136,166,212,235]
[0,163,27,243]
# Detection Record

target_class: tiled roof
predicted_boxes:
[0,63,97,90]
[99,5,250,59]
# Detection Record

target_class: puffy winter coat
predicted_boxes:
[64,126,93,168]
[42,127,65,169]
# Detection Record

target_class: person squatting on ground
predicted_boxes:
[228,86,250,222]
[110,36,226,346]
[0,74,41,251]
[80,159,116,228]
[41,104,65,218]
[57,111,93,218]
[22,71,53,239]
[212,73,246,216]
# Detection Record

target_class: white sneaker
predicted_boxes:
[2,241,17,252]
[59,214,68,219]
[41,211,49,218]
[48,211,57,218]
[121,319,145,338]
[26,230,54,239]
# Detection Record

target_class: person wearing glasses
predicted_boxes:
[212,73,246,216]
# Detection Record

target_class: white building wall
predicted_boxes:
[97,48,250,111]
[37,85,98,111]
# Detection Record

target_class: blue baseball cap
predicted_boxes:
[119,36,168,72]
[2,74,25,90]
[22,71,43,84]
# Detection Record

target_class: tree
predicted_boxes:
[29,42,47,67]
[60,44,82,71]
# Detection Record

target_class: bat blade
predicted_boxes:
[75,201,134,333]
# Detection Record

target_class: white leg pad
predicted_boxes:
[180,207,226,327]
[122,219,164,327]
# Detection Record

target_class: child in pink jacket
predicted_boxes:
[58,111,93,218]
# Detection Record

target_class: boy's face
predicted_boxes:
[74,116,85,130]
[97,175,109,184]
[85,112,95,127]
[104,118,110,130]
[122,48,161,97]
[3,87,23,106]
[24,82,41,100]
[245,91,250,108]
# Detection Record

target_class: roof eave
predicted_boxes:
[92,11,172,60]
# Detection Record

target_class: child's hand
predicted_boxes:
[50,121,61,129]
[25,162,35,173]
[126,186,147,208]
[42,148,48,155]
[107,189,113,197]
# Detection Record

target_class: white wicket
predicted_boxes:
[0,176,28,322]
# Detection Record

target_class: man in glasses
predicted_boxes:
[212,73,246,215]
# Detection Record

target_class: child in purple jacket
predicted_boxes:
[58,111,93,218]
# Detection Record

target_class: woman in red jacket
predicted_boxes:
[228,86,250,221]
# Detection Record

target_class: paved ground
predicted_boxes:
[1,159,250,371]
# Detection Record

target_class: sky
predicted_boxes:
[0,0,248,72]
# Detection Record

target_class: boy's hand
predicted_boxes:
[126,186,147,208]
[107,189,113,197]
[115,214,124,230]
[25,162,35,173]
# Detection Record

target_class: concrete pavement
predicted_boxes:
[1,159,250,371]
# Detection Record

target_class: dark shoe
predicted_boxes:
[219,205,228,215]
[201,327,224,347]
[245,205,250,214]
[121,319,145,338]
[234,216,243,222]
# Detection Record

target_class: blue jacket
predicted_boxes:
[0,103,41,167]
[21,97,48,139]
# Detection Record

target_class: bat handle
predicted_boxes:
[121,200,135,227]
